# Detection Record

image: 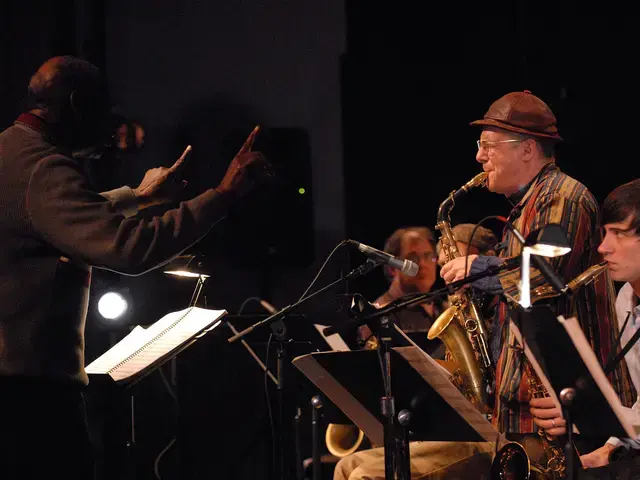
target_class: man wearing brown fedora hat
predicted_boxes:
[439,90,636,471]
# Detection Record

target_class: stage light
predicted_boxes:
[98,291,129,320]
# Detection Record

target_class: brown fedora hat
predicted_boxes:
[470,90,562,141]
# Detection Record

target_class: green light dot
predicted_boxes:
[298,187,306,195]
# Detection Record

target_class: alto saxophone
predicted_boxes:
[491,261,609,480]
[427,172,495,414]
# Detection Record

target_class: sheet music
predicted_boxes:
[314,324,351,351]
[508,318,563,410]
[293,351,385,446]
[557,315,640,438]
[85,325,149,374]
[392,341,503,443]
[86,307,226,383]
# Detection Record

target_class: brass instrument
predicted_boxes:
[325,423,367,457]
[325,330,378,457]
[427,172,495,414]
[490,261,609,479]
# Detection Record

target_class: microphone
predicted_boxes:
[347,240,419,276]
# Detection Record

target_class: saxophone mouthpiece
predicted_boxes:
[463,172,488,191]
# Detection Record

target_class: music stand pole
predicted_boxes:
[311,395,323,480]
[560,388,577,480]
[271,316,293,480]
[377,315,411,480]
[228,259,381,480]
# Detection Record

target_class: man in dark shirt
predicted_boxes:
[0,55,268,479]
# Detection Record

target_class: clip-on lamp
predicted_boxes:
[163,254,211,385]
[164,255,211,307]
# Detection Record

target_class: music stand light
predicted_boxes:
[164,255,210,307]
[526,224,572,258]
[513,225,572,308]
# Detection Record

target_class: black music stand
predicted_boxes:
[293,346,502,480]
[85,307,225,480]
[510,305,639,480]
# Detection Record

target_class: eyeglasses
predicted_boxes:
[405,252,438,264]
[477,139,523,151]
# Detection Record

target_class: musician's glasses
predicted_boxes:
[476,139,523,151]
[405,252,438,264]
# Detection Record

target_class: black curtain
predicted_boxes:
[0,0,105,128]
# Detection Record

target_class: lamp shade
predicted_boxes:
[164,255,210,278]
[525,224,571,258]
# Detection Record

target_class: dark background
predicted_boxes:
[1,1,638,479]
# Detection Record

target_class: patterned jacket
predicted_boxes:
[491,163,636,434]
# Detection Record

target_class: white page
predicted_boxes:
[314,324,351,351]
[557,315,639,438]
[86,307,226,382]
[86,325,149,374]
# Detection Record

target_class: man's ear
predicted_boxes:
[69,90,82,119]
[521,138,537,162]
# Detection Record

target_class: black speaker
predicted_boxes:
[218,126,316,269]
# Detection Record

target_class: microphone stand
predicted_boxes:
[227,259,380,480]
[324,259,512,337]
[320,261,511,480]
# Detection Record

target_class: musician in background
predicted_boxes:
[358,226,444,356]
[0,56,268,479]
[530,179,640,479]
[335,224,499,480]
[440,90,636,463]
[359,225,498,357]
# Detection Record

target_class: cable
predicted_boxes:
[153,365,179,479]
[297,240,350,301]
[153,438,176,479]
[237,296,264,315]
[154,293,213,479]
[264,332,276,477]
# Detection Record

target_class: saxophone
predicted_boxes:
[490,261,609,479]
[427,172,495,414]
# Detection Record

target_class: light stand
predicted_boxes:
[188,274,207,308]
[227,258,380,480]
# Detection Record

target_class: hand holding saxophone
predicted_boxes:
[530,396,567,436]
[440,254,479,284]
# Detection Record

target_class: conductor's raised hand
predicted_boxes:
[216,126,270,198]
[133,145,191,210]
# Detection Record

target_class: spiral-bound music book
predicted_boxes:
[86,306,226,386]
